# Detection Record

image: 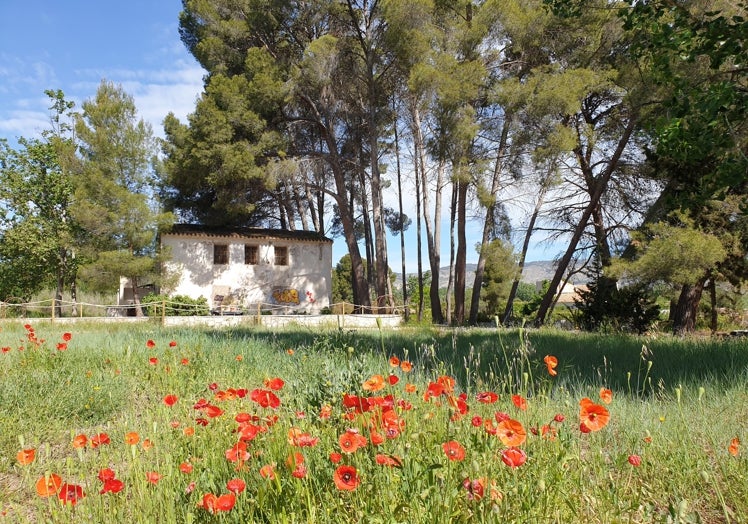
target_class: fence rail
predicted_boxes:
[0,297,406,326]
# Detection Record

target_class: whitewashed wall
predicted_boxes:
[161,234,332,313]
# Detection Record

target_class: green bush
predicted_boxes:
[140,293,209,316]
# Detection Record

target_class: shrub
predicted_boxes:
[140,293,209,316]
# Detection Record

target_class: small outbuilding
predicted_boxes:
[160,224,333,314]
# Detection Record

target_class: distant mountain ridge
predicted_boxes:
[395,260,557,289]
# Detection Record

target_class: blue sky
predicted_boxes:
[0,1,556,270]
[0,0,203,144]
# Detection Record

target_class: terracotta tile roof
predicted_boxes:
[163,224,332,243]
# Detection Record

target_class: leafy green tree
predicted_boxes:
[542,1,747,333]
[74,81,174,315]
[575,255,660,334]
[613,216,731,334]
[176,0,375,313]
[161,53,286,225]
[480,239,518,318]
[0,91,78,305]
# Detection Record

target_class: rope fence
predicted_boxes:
[0,296,407,326]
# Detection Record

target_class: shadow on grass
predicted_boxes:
[202,326,748,394]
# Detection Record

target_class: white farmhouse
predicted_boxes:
[160,224,333,314]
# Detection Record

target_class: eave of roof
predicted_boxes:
[162,224,333,243]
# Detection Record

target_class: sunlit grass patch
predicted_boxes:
[0,322,745,523]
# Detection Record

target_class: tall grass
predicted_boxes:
[1,321,745,523]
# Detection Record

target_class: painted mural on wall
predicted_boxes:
[272,288,300,305]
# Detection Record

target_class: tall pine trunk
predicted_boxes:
[672,278,706,335]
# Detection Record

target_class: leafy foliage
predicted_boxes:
[139,293,209,316]
[575,258,660,334]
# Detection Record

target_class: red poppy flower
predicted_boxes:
[90,432,111,447]
[180,358,189,366]
[16,448,35,465]
[389,355,400,367]
[169,340,177,347]
[125,432,140,446]
[62,332,72,341]
[163,394,178,407]
[511,395,527,411]
[180,462,194,474]
[495,411,510,422]
[286,452,305,469]
[100,478,124,494]
[501,447,527,468]
[339,429,367,454]
[146,472,162,484]
[56,342,67,351]
[329,452,342,464]
[496,419,527,447]
[476,391,498,404]
[437,375,455,394]
[226,441,250,463]
[628,454,642,467]
[599,388,613,405]
[198,493,236,513]
[58,483,85,505]
[98,468,116,482]
[400,361,413,372]
[217,493,236,511]
[259,464,276,480]
[333,465,360,491]
[424,382,445,399]
[462,477,485,501]
[264,377,285,390]
[226,478,246,494]
[375,454,402,468]
[442,440,466,461]
[250,389,281,409]
[579,397,610,432]
[363,374,386,392]
[204,404,224,418]
[554,413,565,423]
[471,416,483,427]
[72,434,87,449]
[36,474,62,497]
[146,339,156,348]
[729,437,740,457]
[544,355,558,376]
[148,357,158,366]
[388,374,399,385]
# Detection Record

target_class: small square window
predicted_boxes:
[213,244,229,265]
[274,246,288,266]
[245,245,258,265]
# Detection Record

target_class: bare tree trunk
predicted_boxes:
[454,177,469,324]
[445,184,457,325]
[708,272,718,334]
[470,118,510,325]
[503,182,548,324]
[535,116,637,326]
[393,106,409,321]
[294,186,309,231]
[130,275,145,317]
[411,101,444,323]
[415,141,424,322]
[300,94,370,312]
[672,279,706,335]
[55,246,67,318]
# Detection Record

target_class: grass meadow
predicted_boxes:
[0,320,746,523]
